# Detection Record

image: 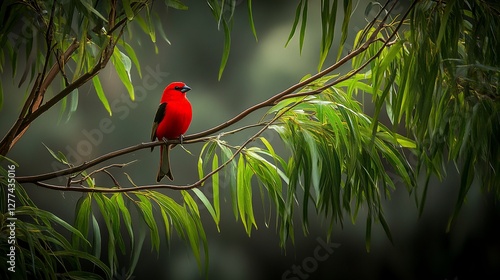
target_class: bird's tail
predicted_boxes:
[157,144,174,182]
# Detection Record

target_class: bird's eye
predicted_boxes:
[174,86,181,90]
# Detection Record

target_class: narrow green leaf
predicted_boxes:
[80,0,109,22]
[319,0,338,70]
[376,41,403,80]
[123,0,135,20]
[435,0,455,50]
[122,42,142,78]
[212,153,221,225]
[192,188,219,230]
[113,193,134,245]
[285,1,304,47]
[42,143,68,164]
[218,19,231,80]
[237,154,256,235]
[16,206,90,246]
[182,190,201,217]
[112,48,135,100]
[135,193,160,252]
[73,194,91,250]
[65,89,79,123]
[92,76,112,116]
[378,212,393,245]
[247,0,258,41]
[94,194,118,275]
[128,223,146,278]
[146,6,156,43]
[154,13,171,45]
[365,216,372,252]
[51,249,111,279]
[167,0,189,10]
[91,214,102,259]
[447,153,475,232]
[336,0,352,60]
[71,21,89,82]
[299,1,308,54]
[236,155,246,226]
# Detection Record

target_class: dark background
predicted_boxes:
[1,0,499,279]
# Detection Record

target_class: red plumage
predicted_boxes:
[151,82,192,181]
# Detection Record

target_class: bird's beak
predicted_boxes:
[180,85,191,93]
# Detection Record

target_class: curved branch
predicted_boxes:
[27,96,300,193]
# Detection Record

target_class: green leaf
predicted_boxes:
[122,42,142,78]
[112,48,135,101]
[319,0,338,70]
[42,143,69,164]
[378,212,393,245]
[128,222,146,278]
[167,0,189,10]
[237,155,257,235]
[65,89,79,123]
[91,214,102,259]
[123,0,135,20]
[299,1,308,54]
[247,0,258,41]
[94,194,121,275]
[285,0,304,47]
[212,153,221,226]
[16,206,90,247]
[92,76,112,115]
[336,0,352,61]
[182,190,201,217]
[447,153,475,232]
[135,193,160,252]
[79,0,109,23]
[113,193,134,245]
[154,12,172,45]
[73,194,92,250]
[365,216,372,252]
[192,188,219,230]
[218,19,231,80]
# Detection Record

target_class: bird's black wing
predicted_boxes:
[151,102,167,151]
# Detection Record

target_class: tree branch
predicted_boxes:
[26,96,301,193]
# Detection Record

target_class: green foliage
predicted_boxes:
[286,0,353,70]
[206,0,258,79]
[396,0,499,224]
[1,169,110,279]
[198,75,416,249]
[1,0,499,278]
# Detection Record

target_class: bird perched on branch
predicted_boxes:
[151,82,192,181]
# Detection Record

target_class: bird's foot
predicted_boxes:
[178,134,185,145]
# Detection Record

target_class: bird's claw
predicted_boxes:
[179,134,184,145]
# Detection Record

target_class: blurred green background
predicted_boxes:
[1,0,499,279]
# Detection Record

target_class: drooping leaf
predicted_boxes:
[112,48,135,101]
[92,75,112,115]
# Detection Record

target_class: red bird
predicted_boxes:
[151,82,192,181]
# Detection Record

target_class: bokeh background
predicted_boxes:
[2,0,500,279]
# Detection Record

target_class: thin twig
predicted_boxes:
[103,169,122,187]
[72,162,135,184]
